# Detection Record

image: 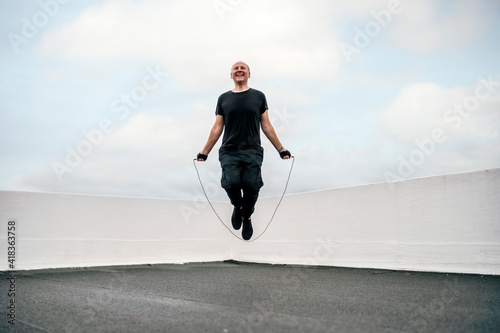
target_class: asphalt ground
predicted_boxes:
[1,261,499,333]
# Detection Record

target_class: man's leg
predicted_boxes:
[219,151,243,206]
[240,150,264,219]
[219,151,244,229]
[241,189,259,219]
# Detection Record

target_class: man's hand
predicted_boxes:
[279,149,291,159]
[197,153,208,161]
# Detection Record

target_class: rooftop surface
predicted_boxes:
[1,261,499,332]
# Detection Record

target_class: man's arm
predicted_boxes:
[261,110,290,159]
[197,115,224,161]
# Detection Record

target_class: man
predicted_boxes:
[197,61,291,241]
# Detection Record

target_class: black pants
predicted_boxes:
[219,149,264,219]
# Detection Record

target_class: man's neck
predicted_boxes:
[232,83,250,93]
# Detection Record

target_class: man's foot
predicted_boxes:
[242,218,253,241]
[231,206,243,230]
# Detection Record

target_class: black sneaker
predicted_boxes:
[231,206,242,230]
[242,218,253,241]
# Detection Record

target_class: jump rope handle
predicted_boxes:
[196,153,208,161]
[280,150,292,159]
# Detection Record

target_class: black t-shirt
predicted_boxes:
[216,88,268,152]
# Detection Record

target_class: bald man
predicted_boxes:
[197,61,291,240]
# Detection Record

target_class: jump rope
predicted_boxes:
[193,156,295,242]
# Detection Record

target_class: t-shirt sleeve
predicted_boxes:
[261,93,268,114]
[215,95,223,116]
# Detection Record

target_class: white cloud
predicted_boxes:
[381,78,500,140]
[381,82,464,140]
[379,77,500,179]
[388,0,487,53]
[13,102,217,198]
[38,0,342,87]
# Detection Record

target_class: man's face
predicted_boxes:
[231,62,250,83]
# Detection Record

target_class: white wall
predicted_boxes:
[1,169,499,274]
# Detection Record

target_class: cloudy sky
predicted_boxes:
[1,0,499,201]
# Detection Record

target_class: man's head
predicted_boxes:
[230,61,251,84]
